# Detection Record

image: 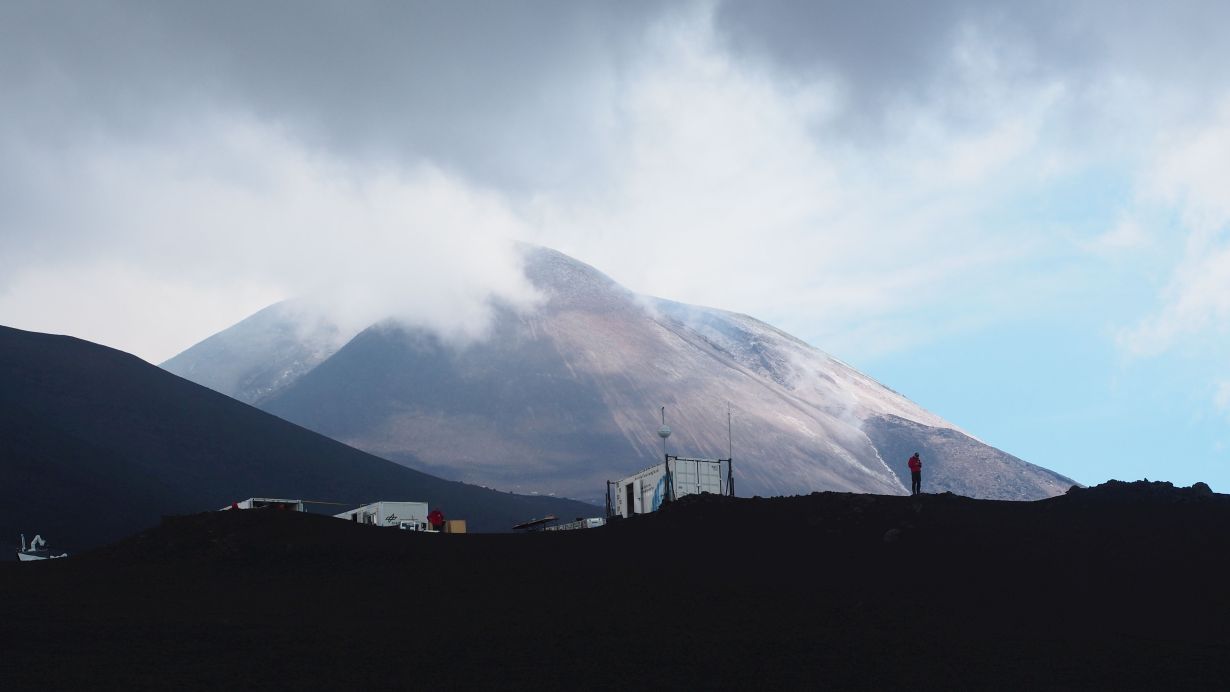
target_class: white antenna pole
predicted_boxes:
[658,406,673,503]
[727,402,732,460]
[661,406,667,457]
[726,403,735,497]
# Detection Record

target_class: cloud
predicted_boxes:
[714,0,1230,121]
[1216,381,1230,420]
[523,3,1073,357]
[0,0,667,193]
[0,113,541,361]
[1148,100,1230,236]
[0,262,282,364]
[4,0,1230,369]
[1119,98,1230,357]
[1083,217,1151,256]
[1118,244,1230,358]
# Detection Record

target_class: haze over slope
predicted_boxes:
[164,246,1076,503]
[0,324,597,554]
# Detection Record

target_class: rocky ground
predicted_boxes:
[2,480,1228,690]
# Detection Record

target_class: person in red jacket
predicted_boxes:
[428,508,445,533]
[908,452,923,495]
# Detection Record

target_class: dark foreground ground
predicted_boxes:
[2,480,1229,690]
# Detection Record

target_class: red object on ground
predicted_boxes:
[428,509,445,528]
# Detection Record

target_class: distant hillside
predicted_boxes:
[166,245,1076,502]
[0,325,598,556]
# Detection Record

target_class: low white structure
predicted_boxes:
[544,517,606,531]
[608,456,727,518]
[221,497,304,512]
[335,501,430,530]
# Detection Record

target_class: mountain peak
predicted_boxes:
[518,243,634,309]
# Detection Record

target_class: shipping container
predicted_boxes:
[609,457,726,518]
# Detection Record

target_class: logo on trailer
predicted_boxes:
[651,475,666,512]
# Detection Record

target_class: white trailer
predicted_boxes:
[220,497,304,512]
[544,517,606,531]
[335,501,430,530]
[608,456,727,518]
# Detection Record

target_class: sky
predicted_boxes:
[2,0,1228,490]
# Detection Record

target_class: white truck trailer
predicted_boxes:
[335,501,430,530]
[608,456,728,519]
[544,517,607,531]
[221,497,304,512]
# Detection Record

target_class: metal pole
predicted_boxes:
[661,406,672,503]
[727,405,735,497]
[661,406,668,457]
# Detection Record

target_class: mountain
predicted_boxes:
[163,246,1076,503]
[0,324,598,555]
[160,299,359,405]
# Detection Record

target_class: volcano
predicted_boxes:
[163,246,1075,502]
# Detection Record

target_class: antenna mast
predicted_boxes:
[727,403,732,459]
[658,406,673,503]
[726,403,735,497]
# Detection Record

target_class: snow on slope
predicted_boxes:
[649,298,955,431]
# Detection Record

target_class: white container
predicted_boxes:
[610,457,725,518]
[221,497,305,512]
[335,501,430,530]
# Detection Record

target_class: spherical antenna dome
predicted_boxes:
[657,425,671,439]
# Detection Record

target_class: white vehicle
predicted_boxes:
[17,534,67,562]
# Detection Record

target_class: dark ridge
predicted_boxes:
[2,480,1228,689]
[0,324,598,557]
